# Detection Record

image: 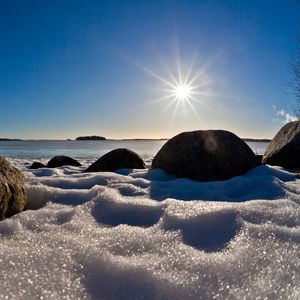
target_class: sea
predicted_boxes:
[0,140,269,162]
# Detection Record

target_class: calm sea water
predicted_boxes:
[0,140,269,161]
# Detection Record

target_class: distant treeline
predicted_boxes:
[0,138,22,141]
[76,136,106,141]
[243,138,271,143]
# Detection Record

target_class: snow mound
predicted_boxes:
[0,160,298,299]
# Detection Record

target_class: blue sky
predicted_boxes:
[0,0,299,139]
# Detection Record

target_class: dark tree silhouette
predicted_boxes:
[76,135,106,140]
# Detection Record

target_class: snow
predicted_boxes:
[0,159,299,299]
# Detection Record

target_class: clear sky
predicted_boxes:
[0,0,299,139]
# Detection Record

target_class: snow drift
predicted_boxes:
[0,158,299,299]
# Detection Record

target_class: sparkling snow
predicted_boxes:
[0,158,299,299]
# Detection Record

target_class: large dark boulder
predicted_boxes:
[0,157,26,219]
[85,148,146,172]
[262,120,300,169]
[30,162,46,169]
[47,156,81,168]
[151,130,258,182]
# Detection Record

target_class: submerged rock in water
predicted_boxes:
[0,156,26,219]
[47,156,81,168]
[152,130,258,182]
[30,162,46,169]
[263,121,300,169]
[85,148,146,172]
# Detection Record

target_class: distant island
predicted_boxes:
[243,138,271,143]
[117,138,168,141]
[0,138,22,141]
[76,135,106,141]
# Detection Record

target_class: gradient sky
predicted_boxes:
[0,0,299,139]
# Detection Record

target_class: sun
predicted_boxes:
[174,84,192,100]
[126,47,213,118]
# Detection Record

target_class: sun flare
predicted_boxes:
[128,47,214,118]
[174,84,192,100]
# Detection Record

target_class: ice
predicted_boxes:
[0,159,299,299]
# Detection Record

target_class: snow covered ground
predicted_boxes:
[0,158,299,299]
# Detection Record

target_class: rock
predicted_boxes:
[0,157,26,219]
[152,130,258,182]
[262,121,300,169]
[30,162,46,169]
[47,156,81,168]
[255,155,263,165]
[85,148,146,172]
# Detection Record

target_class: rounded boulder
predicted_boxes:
[85,148,146,172]
[151,130,258,182]
[262,120,300,169]
[0,157,27,219]
[30,162,46,169]
[47,156,81,168]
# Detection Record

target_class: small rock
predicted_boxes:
[47,156,81,168]
[85,148,146,172]
[30,162,46,169]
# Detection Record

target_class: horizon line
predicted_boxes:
[0,137,272,142]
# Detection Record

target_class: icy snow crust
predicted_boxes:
[0,158,299,299]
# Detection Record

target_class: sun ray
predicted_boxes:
[188,80,213,91]
[183,51,199,85]
[151,93,178,104]
[157,54,180,86]
[170,98,182,121]
[185,98,200,119]
[124,56,178,90]
[188,48,224,86]
[174,35,183,85]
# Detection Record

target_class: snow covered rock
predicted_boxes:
[30,162,46,169]
[0,157,26,219]
[152,130,258,181]
[263,120,300,169]
[47,156,81,168]
[86,148,146,172]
